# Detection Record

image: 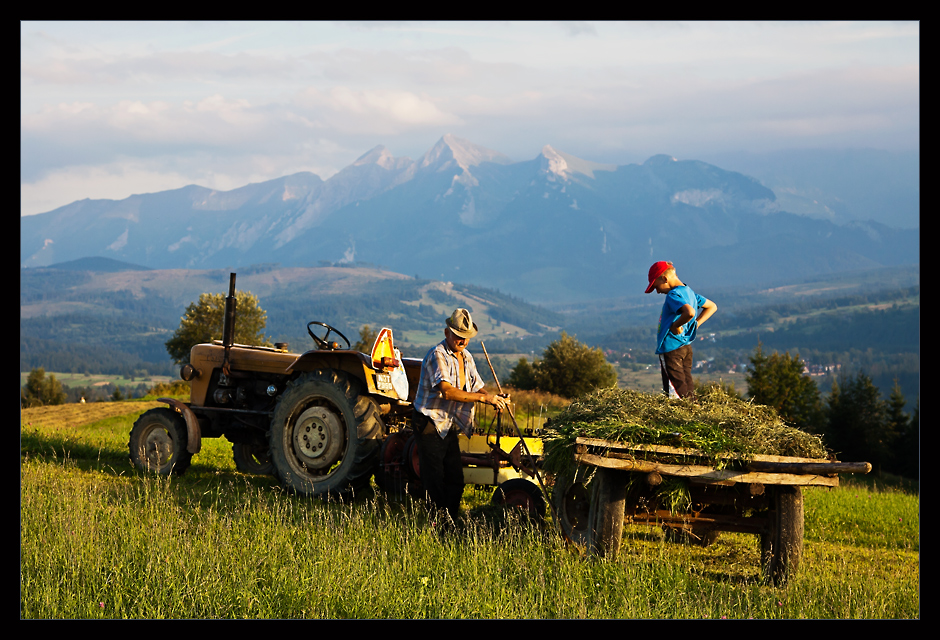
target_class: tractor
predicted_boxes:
[129,273,545,515]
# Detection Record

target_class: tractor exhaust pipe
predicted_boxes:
[221,273,237,380]
[223,273,237,349]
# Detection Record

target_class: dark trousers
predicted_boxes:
[412,411,464,521]
[660,344,695,399]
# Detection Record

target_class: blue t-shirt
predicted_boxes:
[656,285,707,354]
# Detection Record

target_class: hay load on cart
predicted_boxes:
[544,386,871,585]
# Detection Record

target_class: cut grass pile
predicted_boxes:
[543,386,828,477]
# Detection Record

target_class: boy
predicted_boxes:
[645,261,717,399]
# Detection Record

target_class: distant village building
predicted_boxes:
[804,363,842,376]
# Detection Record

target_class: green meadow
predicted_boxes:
[21,401,918,619]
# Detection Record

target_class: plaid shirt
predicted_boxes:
[414,340,484,438]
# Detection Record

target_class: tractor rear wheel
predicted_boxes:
[129,407,193,476]
[269,370,383,498]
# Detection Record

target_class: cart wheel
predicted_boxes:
[664,525,720,547]
[492,478,546,521]
[587,468,627,557]
[760,485,804,586]
[552,466,593,547]
[694,528,720,547]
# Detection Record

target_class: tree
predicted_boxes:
[507,357,540,390]
[745,342,824,432]
[507,332,617,398]
[21,367,67,408]
[895,397,919,479]
[886,378,917,478]
[826,371,894,472]
[165,291,272,364]
[353,325,378,353]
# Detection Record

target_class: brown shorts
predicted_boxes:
[660,345,695,399]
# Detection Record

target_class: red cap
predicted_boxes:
[645,261,672,293]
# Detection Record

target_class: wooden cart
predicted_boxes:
[552,437,871,585]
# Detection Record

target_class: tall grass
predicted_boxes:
[21,402,919,619]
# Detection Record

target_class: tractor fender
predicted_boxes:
[285,349,372,374]
[285,350,422,403]
[157,397,202,454]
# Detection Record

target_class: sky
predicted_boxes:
[21,21,919,217]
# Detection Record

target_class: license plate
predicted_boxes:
[376,373,392,391]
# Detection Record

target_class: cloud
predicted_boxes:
[20,21,919,217]
[557,22,599,37]
[293,86,461,134]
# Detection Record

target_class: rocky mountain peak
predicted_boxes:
[352,145,411,171]
[645,154,678,166]
[539,145,616,180]
[540,145,569,178]
[420,134,512,173]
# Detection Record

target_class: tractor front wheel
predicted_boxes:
[129,407,193,476]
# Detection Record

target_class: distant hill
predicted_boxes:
[46,256,152,272]
[19,262,919,412]
[19,265,565,372]
[700,148,920,229]
[20,135,919,304]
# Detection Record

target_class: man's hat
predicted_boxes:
[446,308,478,339]
[645,261,673,294]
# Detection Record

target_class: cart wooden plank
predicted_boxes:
[575,451,840,487]
[575,436,832,464]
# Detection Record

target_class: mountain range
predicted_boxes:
[21,135,918,303]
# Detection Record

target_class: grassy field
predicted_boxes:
[21,401,918,619]
[20,371,175,390]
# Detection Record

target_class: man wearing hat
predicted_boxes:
[645,261,717,400]
[413,308,509,522]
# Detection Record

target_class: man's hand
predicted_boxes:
[440,383,510,411]
[480,389,510,412]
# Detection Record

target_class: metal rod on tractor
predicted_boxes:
[480,342,577,549]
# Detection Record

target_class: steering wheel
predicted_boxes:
[307,321,351,351]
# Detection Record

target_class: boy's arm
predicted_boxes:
[670,304,696,334]
[697,299,717,327]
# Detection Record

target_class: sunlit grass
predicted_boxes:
[21,401,919,619]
